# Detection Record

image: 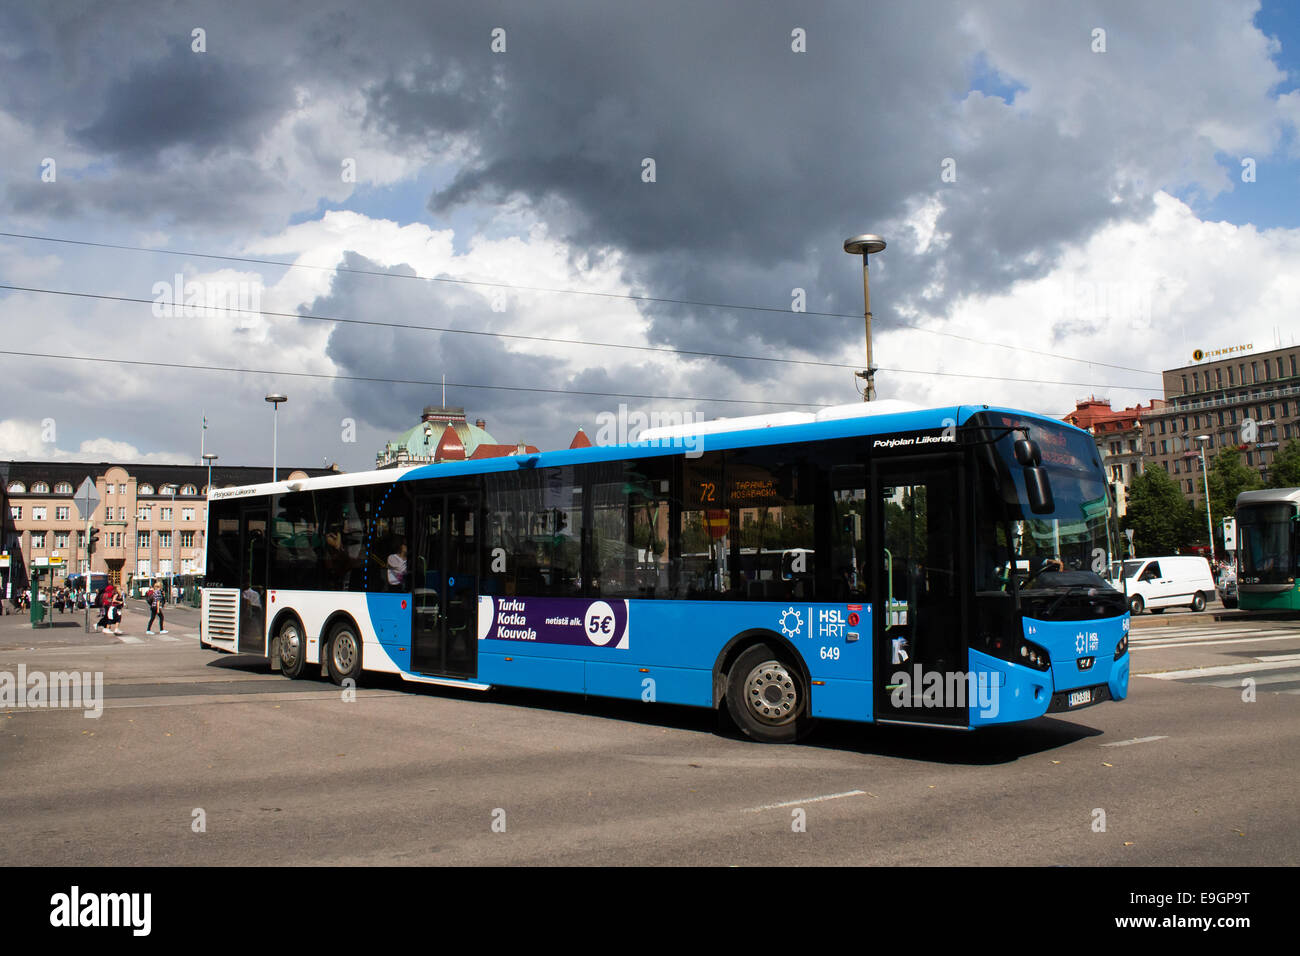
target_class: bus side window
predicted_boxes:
[589,459,671,599]
[829,468,867,600]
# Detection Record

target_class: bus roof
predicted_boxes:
[206,401,1078,499]
[1236,487,1300,507]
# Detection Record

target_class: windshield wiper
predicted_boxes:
[1041,583,1099,618]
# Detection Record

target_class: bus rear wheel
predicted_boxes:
[277,619,306,679]
[725,644,812,744]
[326,622,362,686]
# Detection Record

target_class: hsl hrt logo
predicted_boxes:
[817,608,846,639]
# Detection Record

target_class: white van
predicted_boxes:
[1116,556,1217,614]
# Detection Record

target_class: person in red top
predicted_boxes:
[94,583,116,631]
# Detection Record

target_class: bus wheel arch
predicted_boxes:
[269,610,307,678]
[713,630,813,743]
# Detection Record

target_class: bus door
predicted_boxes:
[238,506,268,654]
[411,493,479,678]
[872,457,968,726]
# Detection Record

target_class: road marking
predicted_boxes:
[1101,735,1169,747]
[1143,655,1300,680]
[746,789,867,812]
[3,689,408,712]
[1132,634,1300,651]
[1131,627,1292,642]
[115,635,144,644]
[1196,671,1300,689]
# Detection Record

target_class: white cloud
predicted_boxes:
[0,418,188,463]
[873,191,1300,416]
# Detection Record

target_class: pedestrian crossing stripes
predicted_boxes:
[111,631,198,645]
[1144,654,1300,695]
[1131,625,1300,650]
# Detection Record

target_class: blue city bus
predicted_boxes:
[200,401,1130,742]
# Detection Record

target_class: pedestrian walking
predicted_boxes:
[94,583,115,631]
[145,581,167,634]
[111,586,125,635]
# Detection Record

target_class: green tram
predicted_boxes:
[1236,488,1300,611]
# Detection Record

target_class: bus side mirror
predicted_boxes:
[1014,439,1041,467]
[1024,467,1054,514]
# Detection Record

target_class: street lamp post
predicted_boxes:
[843,234,887,402]
[202,453,217,577]
[1195,435,1216,565]
[170,487,177,587]
[265,394,287,481]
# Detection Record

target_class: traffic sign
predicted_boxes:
[73,477,100,520]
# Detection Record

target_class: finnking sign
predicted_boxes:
[1191,343,1253,362]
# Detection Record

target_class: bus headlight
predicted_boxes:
[1017,639,1051,671]
[1114,634,1128,659]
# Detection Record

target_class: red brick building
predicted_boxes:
[1063,397,1162,516]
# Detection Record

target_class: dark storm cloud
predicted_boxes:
[74,48,293,161]
[311,252,597,449]
[312,252,750,453]
[1,0,1281,431]
[377,2,1159,358]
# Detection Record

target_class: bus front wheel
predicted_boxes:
[326,623,362,686]
[725,644,812,744]
[277,619,306,680]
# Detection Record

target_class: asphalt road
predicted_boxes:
[0,599,1296,866]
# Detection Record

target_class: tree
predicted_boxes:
[1123,466,1197,556]
[1267,439,1300,489]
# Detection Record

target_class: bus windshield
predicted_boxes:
[972,413,1120,595]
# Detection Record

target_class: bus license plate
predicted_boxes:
[1068,689,1092,707]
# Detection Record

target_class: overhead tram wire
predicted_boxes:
[0,349,828,408]
[0,282,861,373]
[0,344,1157,395]
[0,230,1164,378]
[0,283,1161,392]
